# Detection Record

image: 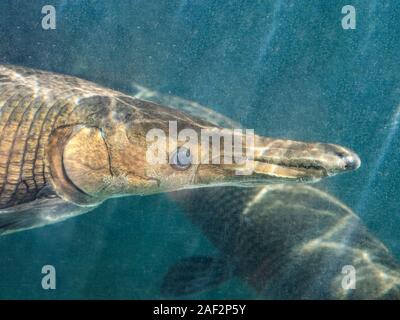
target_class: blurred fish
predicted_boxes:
[165,184,400,299]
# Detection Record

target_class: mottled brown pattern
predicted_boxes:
[0,64,360,216]
[0,64,212,209]
[0,64,121,208]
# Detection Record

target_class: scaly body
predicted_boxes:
[0,65,119,208]
[0,64,359,235]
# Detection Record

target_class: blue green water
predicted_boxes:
[0,0,399,299]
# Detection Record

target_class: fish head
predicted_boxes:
[47,96,360,204]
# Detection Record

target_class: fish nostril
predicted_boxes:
[344,160,354,170]
[334,151,346,158]
[331,147,361,171]
[343,155,360,170]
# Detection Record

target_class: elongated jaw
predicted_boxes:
[249,137,361,182]
[195,134,361,186]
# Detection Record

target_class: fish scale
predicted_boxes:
[20,98,46,193]
[0,65,110,209]
[0,64,129,210]
[0,90,50,208]
[0,93,30,199]
[5,96,46,205]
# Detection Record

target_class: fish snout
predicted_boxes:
[340,151,361,171]
[323,144,361,174]
[241,137,362,183]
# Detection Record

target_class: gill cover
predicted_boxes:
[47,125,111,206]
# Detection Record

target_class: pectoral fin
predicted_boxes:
[0,191,93,236]
[161,256,233,297]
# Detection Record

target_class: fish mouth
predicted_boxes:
[222,137,361,184]
[253,158,329,181]
[251,139,360,182]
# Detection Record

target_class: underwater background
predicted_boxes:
[0,0,399,299]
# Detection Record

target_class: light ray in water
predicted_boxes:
[257,0,283,64]
[361,0,378,53]
[356,104,400,214]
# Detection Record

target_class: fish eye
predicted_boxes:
[170,147,192,170]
